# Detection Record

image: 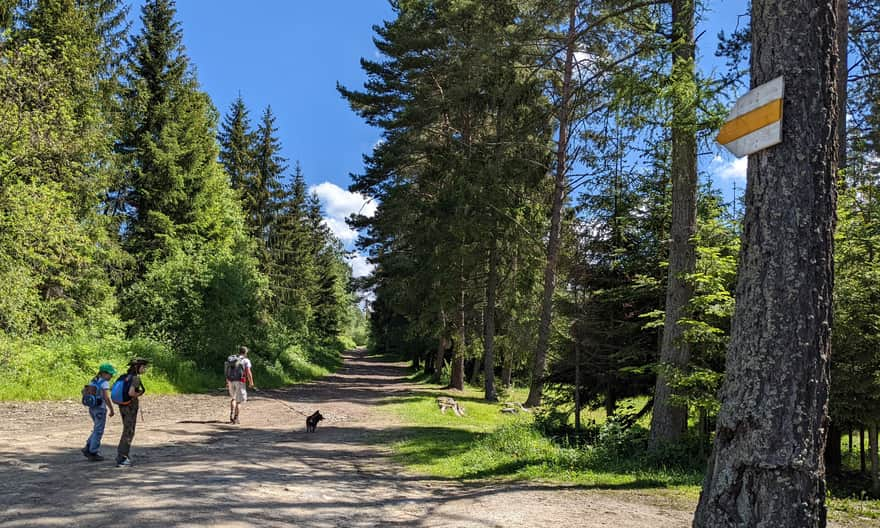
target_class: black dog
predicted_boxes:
[306,410,324,432]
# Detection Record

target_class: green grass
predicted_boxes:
[382,383,700,490]
[0,333,346,400]
[380,376,880,524]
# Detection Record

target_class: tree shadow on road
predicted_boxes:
[0,419,641,528]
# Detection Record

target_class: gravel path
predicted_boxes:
[0,349,695,527]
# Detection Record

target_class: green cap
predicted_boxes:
[98,362,117,376]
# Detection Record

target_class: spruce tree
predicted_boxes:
[267,163,316,333]
[248,105,286,252]
[219,94,256,192]
[119,0,232,263]
[306,192,347,339]
[117,0,262,359]
[0,0,127,334]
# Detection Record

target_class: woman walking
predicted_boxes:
[114,358,148,467]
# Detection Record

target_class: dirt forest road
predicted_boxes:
[0,349,694,527]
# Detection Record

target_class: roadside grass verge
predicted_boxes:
[0,333,346,400]
[382,384,701,491]
[381,379,880,524]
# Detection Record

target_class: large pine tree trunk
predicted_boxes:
[525,0,576,408]
[649,0,698,449]
[483,237,499,401]
[693,1,840,526]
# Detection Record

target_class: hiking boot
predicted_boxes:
[87,453,105,462]
[116,457,132,467]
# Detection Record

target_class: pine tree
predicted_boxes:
[340,0,552,394]
[694,0,840,524]
[650,0,700,448]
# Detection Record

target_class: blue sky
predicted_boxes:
[133,1,751,276]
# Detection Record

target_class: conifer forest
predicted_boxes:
[1,0,880,526]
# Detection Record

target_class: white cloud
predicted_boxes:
[310,181,378,279]
[711,155,747,182]
[324,217,359,243]
[311,182,377,219]
[346,253,375,278]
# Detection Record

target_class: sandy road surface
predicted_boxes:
[0,350,696,527]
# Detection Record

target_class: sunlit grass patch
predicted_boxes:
[0,333,346,400]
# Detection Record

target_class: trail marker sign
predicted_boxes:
[717,76,784,158]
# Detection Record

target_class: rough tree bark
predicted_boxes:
[525,0,577,408]
[483,236,499,401]
[649,0,698,449]
[693,1,840,526]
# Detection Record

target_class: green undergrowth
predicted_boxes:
[382,380,880,524]
[0,332,347,400]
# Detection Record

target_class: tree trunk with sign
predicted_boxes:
[693,0,840,526]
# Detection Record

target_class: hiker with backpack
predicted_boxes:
[81,363,117,461]
[112,358,149,467]
[226,345,254,424]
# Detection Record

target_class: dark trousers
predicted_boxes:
[117,401,138,461]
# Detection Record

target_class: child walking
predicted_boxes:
[82,363,116,461]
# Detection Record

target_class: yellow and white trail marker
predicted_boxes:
[717,76,784,158]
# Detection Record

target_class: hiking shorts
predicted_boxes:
[228,380,247,403]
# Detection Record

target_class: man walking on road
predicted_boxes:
[226,346,254,424]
